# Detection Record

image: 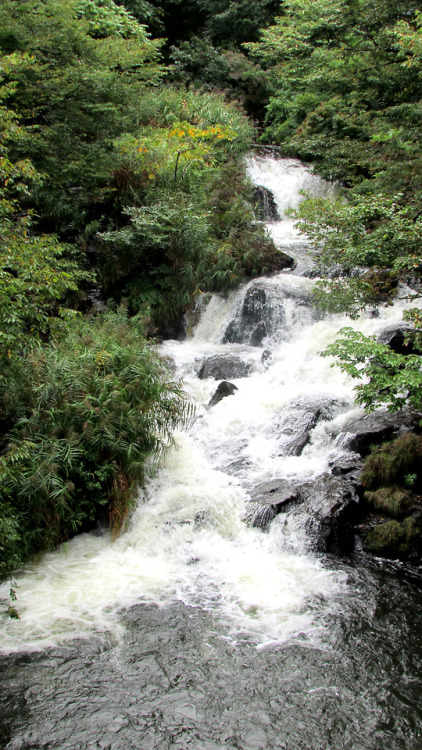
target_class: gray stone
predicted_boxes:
[274,396,345,457]
[208,381,238,408]
[377,325,415,355]
[245,479,301,528]
[198,355,252,380]
[253,185,279,222]
[297,474,359,554]
[337,409,422,456]
[245,474,359,554]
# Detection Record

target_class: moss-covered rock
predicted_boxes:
[361,432,422,492]
[364,485,414,519]
[365,518,421,560]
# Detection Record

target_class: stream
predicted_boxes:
[0,155,421,750]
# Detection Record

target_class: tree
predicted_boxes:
[0,0,163,238]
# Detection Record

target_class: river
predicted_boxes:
[0,155,421,750]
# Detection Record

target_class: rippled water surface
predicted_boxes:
[1,557,422,750]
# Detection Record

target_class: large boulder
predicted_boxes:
[197,355,252,380]
[223,286,271,346]
[329,452,363,480]
[253,185,279,222]
[245,474,359,554]
[297,474,359,554]
[222,281,292,347]
[208,381,238,408]
[336,409,422,457]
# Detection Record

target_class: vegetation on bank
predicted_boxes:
[360,433,422,559]
[0,0,283,578]
[248,0,422,412]
[247,0,422,559]
[1,0,422,576]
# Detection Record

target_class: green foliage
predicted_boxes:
[0,0,163,237]
[361,433,422,491]
[364,486,414,519]
[76,0,148,38]
[0,309,191,579]
[249,0,422,353]
[294,192,422,315]
[324,329,422,411]
[360,433,422,558]
[0,228,88,361]
[366,518,420,557]
[248,0,421,177]
[169,39,274,112]
[101,172,281,326]
[151,0,279,49]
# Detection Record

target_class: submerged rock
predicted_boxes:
[208,381,238,408]
[197,355,252,380]
[273,396,345,457]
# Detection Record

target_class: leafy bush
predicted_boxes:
[0,309,191,579]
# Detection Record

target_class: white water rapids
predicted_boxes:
[0,155,416,654]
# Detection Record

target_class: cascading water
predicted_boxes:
[1,156,422,750]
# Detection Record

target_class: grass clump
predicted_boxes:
[366,518,420,558]
[361,432,422,492]
[364,486,415,519]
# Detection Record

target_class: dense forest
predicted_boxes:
[1,0,422,579]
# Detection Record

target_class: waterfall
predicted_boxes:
[0,156,414,654]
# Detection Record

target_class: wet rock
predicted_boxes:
[208,381,238,408]
[222,457,252,477]
[243,286,267,324]
[159,316,186,341]
[245,478,301,528]
[274,396,345,457]
[253,185,279,222]
[336,409,422,457]
[245,473,359,554]
[250,321,268,347]
[284,432,311,456]
[377,325,415,355]
[297,474,359,554]
[222,283,285,347]
[197,355,252,380]
[329,453,363,478]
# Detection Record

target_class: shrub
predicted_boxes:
[0,309,192,578]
